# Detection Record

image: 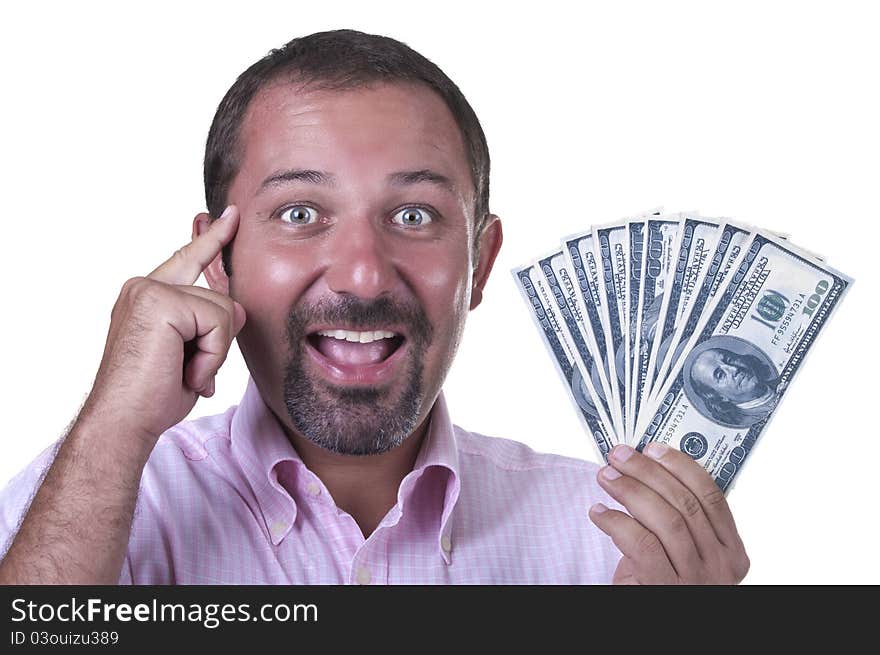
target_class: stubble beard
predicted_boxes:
[281,296,433,456]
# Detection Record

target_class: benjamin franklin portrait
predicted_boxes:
[683,335,783,428]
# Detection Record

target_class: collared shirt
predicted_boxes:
[0,378,622,584]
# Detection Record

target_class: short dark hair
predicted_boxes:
[203,29,491,275]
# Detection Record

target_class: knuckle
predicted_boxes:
[702,486,727,510]
[635,531,664,558]
[115,277,158,320]
[677,490,703,518]
[171,245,189,265]
[121,276,145,295]
[207,300,230,330]
[199,288,234,318]
[216,295,237,325]
[135,281,165,308]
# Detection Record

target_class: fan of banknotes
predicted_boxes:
[513,209,853,492]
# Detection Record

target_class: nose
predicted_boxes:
[323,218,399,299]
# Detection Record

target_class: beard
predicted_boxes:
[282,294,433,456]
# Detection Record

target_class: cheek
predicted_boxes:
[426,261,470,311]
[232,243,318,345]
[400,245,472,346]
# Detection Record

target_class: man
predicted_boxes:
[687,344,781,428]
[0,30,749,584]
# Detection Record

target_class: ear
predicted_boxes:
[192,212,231,295]
[469,214,503,310]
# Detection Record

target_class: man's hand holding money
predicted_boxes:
[588,443,750,584]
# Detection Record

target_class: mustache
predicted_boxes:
[285,294,434,345]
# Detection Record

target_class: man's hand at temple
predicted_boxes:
[0,206,245,584]
[87,203,247,448]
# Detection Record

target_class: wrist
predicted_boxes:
[68,403,158,474]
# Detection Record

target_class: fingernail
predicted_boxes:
[645,442,669,460]
[218,205,234,220]
[611,444,634,464]
[591,502,608,515]
[601,466,622,481]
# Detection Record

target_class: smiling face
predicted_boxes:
[206,81,501,455]
[691,348,762,404]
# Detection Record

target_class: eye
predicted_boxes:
[391,206,433,226]
[279,205,319,225]
[714,368,724,382]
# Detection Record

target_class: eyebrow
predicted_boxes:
[387,169,457,196]
[257,169,336,194]
[256,168,458,197]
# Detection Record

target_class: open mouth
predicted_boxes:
[304,328,408,385]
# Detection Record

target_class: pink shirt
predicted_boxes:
[1,378,622,584]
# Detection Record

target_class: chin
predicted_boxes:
[282,340,428,456]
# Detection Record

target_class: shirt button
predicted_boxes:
[441,534,453,553]
[355,567,372,585]
[306,482,321,496]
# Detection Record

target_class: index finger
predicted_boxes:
[148,205,239,285]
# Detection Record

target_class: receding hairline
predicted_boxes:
[230,75,477,213]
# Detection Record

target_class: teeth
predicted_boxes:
[316,329,398,343]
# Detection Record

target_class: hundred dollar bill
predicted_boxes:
[592,220,630,439]
[630,215,680,440]
[635,231,852,491]
[561,230,623,435]
[536,250,621,441]
[643,216,724,404]
[625,219,646,442]
[512,263,617,460]
[646,221,755,410]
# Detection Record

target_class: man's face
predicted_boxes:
[691,348,760,404]
[214,81,497,455]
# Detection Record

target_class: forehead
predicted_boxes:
[234,80,473,207]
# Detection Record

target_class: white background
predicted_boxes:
[1,0,877,584]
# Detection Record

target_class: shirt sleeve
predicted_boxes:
[1,440,145,585]
[117,555,134,584]
[0,438,64,560]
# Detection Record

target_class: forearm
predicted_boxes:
[0,412,153,584]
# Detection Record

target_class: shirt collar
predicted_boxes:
[230,377,301,545]
[230,377,461,561]
[397,390,460,564]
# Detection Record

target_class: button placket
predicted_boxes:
[350,528,391,585]
[355,566,372,585]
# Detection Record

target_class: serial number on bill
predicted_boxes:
[11,630,119,646]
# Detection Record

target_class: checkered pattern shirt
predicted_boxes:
[1,378,622,584]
